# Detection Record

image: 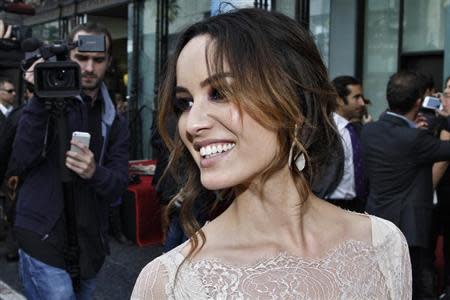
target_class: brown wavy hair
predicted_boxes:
[157,8,338,265]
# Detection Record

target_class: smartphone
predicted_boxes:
[70,131,91,154]
[422,96,442,111]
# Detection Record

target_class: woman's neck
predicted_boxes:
[223,165,315,247]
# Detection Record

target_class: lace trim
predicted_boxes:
[180,239,371,269]
[131,215,411,300]
[185,241,388,299]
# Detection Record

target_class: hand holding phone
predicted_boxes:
[70,131,91,154]
[67,131,95,179]
[422,96,443,111]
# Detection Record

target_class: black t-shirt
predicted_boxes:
[15,217,66,269]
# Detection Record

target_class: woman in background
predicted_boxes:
[132,8,411,299]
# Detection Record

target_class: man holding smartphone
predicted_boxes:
[362,71,450,298]
[12,22,129,299]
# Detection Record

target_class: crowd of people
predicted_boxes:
[1,6,450,300]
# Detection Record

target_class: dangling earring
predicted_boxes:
[288,148,305,171]
[288,124,306,172]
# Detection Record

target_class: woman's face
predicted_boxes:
[175,35,279,190]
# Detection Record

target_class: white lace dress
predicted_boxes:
[131,215,411,299]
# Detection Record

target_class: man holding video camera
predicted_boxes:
[12,22,129,299]
[362,71,450,299]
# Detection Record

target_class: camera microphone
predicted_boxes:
[20,38,44,71]
[21,37,42,52]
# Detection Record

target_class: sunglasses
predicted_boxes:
[0,89,15,94]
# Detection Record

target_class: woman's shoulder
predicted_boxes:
[365,215,412,299]
[335,208,406,248]
[144,243,187,276]
[339,212,411,299]
[367,214,408,248]
[131,244,187,300]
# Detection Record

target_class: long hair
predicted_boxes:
[157,8,338,265]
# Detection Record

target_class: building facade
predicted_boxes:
[4,0,450,158]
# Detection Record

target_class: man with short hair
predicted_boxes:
[315,75,367,212]
[362,71,450,299]
[333,75,366,122]
[0,78,16,129]
[13,22,129,299]
[0,77,16,258]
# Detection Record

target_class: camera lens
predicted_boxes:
[34,61,81,98]
[45,68,75,89]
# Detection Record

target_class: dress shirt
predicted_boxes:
[0,103,12,117]
[327,112,356,199]
[386,111,417,128]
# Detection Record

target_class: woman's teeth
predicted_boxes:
[200,143,235,158]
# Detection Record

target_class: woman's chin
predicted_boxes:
[200,177,234,191]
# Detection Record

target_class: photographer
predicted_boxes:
[12,22,129,299]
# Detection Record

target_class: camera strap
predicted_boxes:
[41,115,51,158]
[63,182,81,292]
[49,98,81,292]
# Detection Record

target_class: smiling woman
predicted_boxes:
[132,8,412,300]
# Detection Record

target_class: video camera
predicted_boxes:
[21,35,106,98]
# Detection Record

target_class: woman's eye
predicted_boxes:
[209,88,224,101]
[173,97,193,114]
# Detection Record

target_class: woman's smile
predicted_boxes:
[199,142,236,168]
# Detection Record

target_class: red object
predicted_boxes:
[4,3,35,15]
[124,160,163,247]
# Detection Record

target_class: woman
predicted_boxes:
[132,8,411,299]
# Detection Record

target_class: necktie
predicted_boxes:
[346,123,367,199]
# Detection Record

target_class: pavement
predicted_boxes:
[0,234,163,300]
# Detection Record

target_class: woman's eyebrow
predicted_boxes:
[175,86,190,94]
[199,72,232,88]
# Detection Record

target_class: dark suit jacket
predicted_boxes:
[0,112,7,178]
[0,105,24,181]
[362,112,450,248]
[0,111,6,132]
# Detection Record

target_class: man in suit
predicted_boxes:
[0,77,16,130]
[362,71,450,299]
[314,76,367,212]
[0,77,16,248]
[0,100,24,262]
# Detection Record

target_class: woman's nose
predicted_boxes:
[184,99,213,136]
